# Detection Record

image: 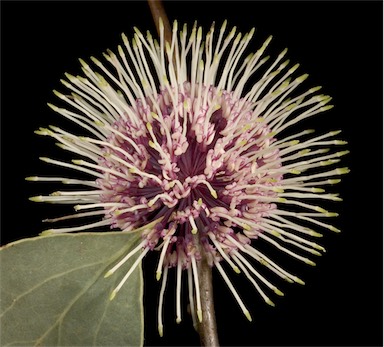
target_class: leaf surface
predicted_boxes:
[0,232,143,346]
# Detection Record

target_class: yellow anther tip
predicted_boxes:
[197,310,203,323]
[338,167,350,174]
[274,288,284,296]
[40,230,54,236]
[109,291,117,301]
[315,206,328,213]
[329,179,341,184]
[310,231,323,238]
[242,224,251,231]
[29,196,43,202]
[326,212,339,217]
[104,270,113,278]
[151,112,159,120]
[158,325,164,337]
[314,244,326,252]
[330,226,341,233]
[306,259,317,266]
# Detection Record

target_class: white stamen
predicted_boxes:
[232,253,276,306]
[72,159,132,181]
[156,236,172,281]
[105,240,147,278]
[244,245,304,284]
[258,233,316,266]
[25,176,94,188]
[39,157,104,179]
[266,214,323,237]
[62,74,116,124]
[41,218,112,235]
[191,255,202,323]
[110,153,163,185]
[74,202,127,211]
[228,245,284,294]
[208,232,240,273]
[114,204,148,216]
[189,215,198,234]
[187,267,198,330]
[259,222,325,253]
[109,247,149,300]
[48,102,107,141]
[157,266,168,337]
[29,195,96,203]
[214,259,252,321]
[176,253,183,324]
[148,193,174,207]
[43,210,106,223]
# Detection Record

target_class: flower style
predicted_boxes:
[28,20,349,336]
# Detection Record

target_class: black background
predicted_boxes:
[1,1,383,346]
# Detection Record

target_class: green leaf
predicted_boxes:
[0,232,144,347]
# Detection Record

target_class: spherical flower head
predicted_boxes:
[28,20,349,335]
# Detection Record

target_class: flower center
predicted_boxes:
[97,82,281,255]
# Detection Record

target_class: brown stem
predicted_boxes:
[146,1,220,345]
[147,0,172,45]
[196,254,220,347]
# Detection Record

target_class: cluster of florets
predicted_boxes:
[28,20,348,335]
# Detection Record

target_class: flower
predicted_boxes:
[27,19,349,336]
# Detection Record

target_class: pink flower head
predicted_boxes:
[28,20,349,336]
